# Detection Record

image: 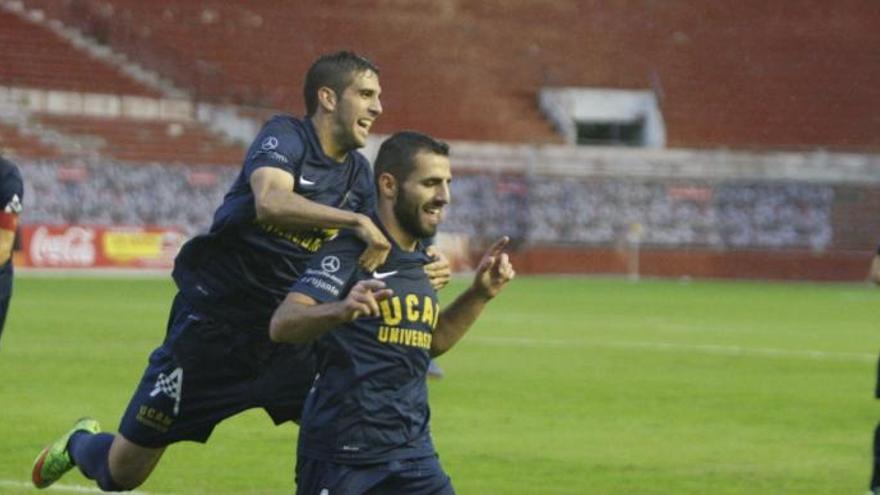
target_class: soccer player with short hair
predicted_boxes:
[32,52,450,491]
[0,154,22,348]
[270,131,515,494]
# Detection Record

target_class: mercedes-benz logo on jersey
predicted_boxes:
[320,255,341,273]
[261,136,279,150]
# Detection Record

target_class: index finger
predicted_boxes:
[357,279,388,292]
[487,236,510,257]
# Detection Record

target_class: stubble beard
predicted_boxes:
[394,194,435,240]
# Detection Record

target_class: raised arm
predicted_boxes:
[431,236,515,357]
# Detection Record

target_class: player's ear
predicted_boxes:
[317,86,337,112]
[377,172,397,199]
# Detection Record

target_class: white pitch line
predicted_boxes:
[604,340,876,362]
[0,480,158,494]
[467,336,876,363]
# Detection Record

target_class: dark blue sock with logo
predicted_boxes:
[68,431,125,491]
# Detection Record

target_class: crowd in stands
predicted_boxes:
[448,175,833,251]
[17,159,834,251]
[22,158,237,235]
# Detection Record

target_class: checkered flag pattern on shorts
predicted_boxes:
[150,367,183,415]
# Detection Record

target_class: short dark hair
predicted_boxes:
[374,131,450,186]
[303,51,379,116]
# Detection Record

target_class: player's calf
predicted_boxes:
[105,434,166,490]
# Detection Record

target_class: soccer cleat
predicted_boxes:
[31,417,101,489]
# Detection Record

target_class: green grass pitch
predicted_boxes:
[0,275,876,494]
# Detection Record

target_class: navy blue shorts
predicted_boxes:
[0,290,9,344]
[295,455,454,495]
[118,293,316,448]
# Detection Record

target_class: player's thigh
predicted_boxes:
[108,434,165,487]
[118,295,255,446]
[259,343,317,424]
[296,457,389,495]
[369,456,454,495]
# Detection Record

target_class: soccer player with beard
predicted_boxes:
[270,131,515,494]
[32,52,450,492]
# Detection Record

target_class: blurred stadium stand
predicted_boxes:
[1,0,879,279]
[0,121,63,158]
[14,0,880,150]
[0,7,159,96]
[32,114,242,165]
[23,158,235,233]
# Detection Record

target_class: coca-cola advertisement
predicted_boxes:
[19,225,185,269]
[27,225,97,267]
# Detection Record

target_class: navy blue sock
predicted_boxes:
[68,432,125,491]
[871,423,880,490]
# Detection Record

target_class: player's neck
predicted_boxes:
[378,204,418,252]
[311,115,349,162]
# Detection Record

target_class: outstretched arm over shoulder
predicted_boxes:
[251,167,365,230]
[250,167,390,272]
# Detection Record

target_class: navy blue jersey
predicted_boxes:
[291,221,438,465]
[173,116,376,331]
[0,157,22,298]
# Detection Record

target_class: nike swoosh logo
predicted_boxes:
[372,270,398,280]
[299,177,316,186]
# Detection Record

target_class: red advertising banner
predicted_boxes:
[19,224,186,269]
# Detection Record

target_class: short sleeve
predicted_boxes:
[0,166,23,215]
[243,117,306,181]
[290,231,366,303]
